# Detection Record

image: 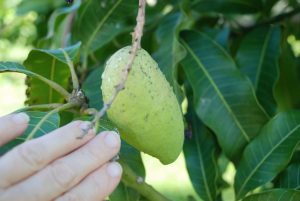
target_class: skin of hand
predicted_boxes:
[0,112,122,201]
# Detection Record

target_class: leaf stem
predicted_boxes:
[32,73,71,100]
[92,0,146,131]
[120,160,171,201]
[62,49,80,90]
[25,102,79,141]
[14,103,64,113]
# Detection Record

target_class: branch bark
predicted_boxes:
[92,0,146,129]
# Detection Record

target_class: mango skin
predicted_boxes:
[101,46,184,164]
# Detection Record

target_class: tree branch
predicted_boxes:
[120,160,171,201]
[244,7,300,31]
[91,0,146,130]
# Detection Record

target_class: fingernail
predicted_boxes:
[12,113,30,124]
[104,132,120,148]
[80,121,91,131]
[107,162,122,178]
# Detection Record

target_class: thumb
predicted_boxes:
[0,113,30,147]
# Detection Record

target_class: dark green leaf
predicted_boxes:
[0,111,60,155]
[82,67,103,110]
[73,0,136,55]
[242,189,300,201]
[236,26,281,116]
[110,141,145,201]
[24,43,81,104]
[183,105,220,201]
[275,37,300,111]
[191,0,263,14]
[235,111,300,199]
[153,12,186,103]
[180,30,268,160]
[275,163,300,189]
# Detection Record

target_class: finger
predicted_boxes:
[1,131,120,201]
[0,113,29,146]
[55,162,122,201]
[0,121,95,188]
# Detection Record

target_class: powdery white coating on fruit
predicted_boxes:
[101,46,184,164]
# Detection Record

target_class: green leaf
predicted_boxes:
[191,0,263,14]
[236,26,281,116]
[0,62,41,77]
[82,67,103,110]
[24,43,81,104]
[16,0,63,15]
[110,141,145,201]
[39,0,81,48]
[73,0,136,55]
[0,111,60,155]
[242,189,300,201]
[274,37,300,111]
[183,103,220,201]
[153,12,186,103]
[234,111,300,199]
[0,62,67,98]
[275,163,300,189]
[180,30,268,160]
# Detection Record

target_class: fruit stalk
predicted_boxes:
[92,0,146,128]
[120,160,171,201]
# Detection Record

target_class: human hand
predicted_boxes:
[0,113,122,201]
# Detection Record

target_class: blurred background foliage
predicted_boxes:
[0,0,300,200]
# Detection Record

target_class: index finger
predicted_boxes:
[0,120,95,189]
[0,113,29,147]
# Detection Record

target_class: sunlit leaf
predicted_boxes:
[24,43,81,104]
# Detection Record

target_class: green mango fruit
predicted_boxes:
[101,46,184,164]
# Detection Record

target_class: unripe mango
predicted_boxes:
[101,46,184,164]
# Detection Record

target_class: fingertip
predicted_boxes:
[102,131,121,149]
[106,162,123,178]
[11,113,30,125]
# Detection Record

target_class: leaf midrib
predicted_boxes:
[182,40,250,142]
[195,126,214,201]
[237,124,300,198]
[84,0,123,53]
[49,58,56,103]
[254,28,272,90]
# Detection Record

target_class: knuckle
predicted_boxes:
[82,143,102,162]
[69,120,82,128]
[17,142,44,170]
[49,162,76,189]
